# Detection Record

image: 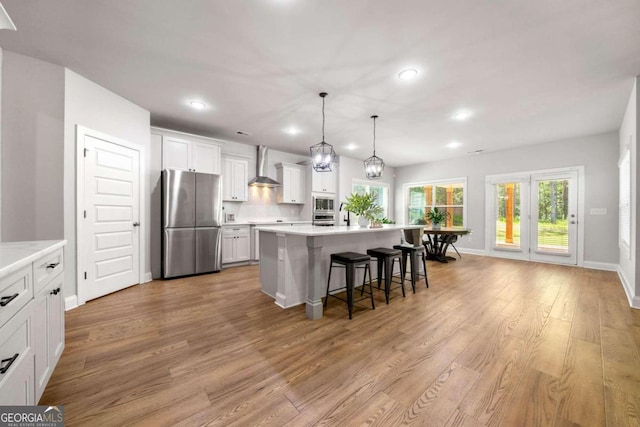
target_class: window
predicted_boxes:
[405,178,466,227]
[619,147,631,251]
[352,180,390,218]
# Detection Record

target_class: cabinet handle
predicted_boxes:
[0,353,18,374]
[46,262,60,269]
[0,293,18,307]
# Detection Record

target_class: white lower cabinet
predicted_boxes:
[222,226,250,264]
[33,272,64,401]
[0,241,65,405]
[0,300,35,405]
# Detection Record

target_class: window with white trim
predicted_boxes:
[406,178,466,227]
[352,180,390,218]
[619,147,631,251]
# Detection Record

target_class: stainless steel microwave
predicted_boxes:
[313,196,334,212]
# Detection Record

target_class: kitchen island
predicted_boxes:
[256,224,423,319]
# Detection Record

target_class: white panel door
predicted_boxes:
[83,133,140,301]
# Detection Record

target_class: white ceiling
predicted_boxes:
[1,0,639,167]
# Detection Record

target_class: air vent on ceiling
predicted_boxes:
[236,130,252,137]
[468,149,484,155]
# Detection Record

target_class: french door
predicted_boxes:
[486,169,579,265]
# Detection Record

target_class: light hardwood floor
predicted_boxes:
[41,255,640,426]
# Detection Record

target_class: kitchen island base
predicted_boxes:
[258,225,421,319]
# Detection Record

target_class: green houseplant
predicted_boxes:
[426,207,449,229]
[343,192,383,227]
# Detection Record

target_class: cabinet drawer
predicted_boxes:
[0,265,33,329]
[0,303,34,405]
[223,226,249,236]
[34,248,64,295]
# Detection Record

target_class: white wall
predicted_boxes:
[1,51,64,241]
[338,155,396,222]
[619,77,639,304]
[395,132,619,264]
[64,69,151,298]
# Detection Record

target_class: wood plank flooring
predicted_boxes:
[40,255,640,426]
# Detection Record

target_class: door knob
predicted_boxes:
[570,220,576,224]
[133,222,140,227]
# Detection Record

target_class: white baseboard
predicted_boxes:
[65,295,79,311]
[617,267,640,309]
[143,272,153,283]
[453,247,486,256]
[583,261,618,271]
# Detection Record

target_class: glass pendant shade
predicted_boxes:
[310,141,335,172]
[364,115,385,179]
[364,153,384,179]
[310,92,335,172]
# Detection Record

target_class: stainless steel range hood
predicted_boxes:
[248,145,281,187]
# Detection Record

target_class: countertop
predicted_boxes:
[255,224,422,237]
[0,240,67,278]
[223,220,312,226]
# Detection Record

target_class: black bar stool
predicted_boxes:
[366,247,405,304]
[393,244,429,293]
[324,252,375,319]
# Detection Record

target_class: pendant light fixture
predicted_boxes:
[309,92,335,172]
[364,115,385,179]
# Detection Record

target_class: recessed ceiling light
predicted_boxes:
[190,100,206,110]
[397,68,418,81]
[453,110,472,121]
[345,143,358,151]
[447,141,462,149]
[284,127,299,135]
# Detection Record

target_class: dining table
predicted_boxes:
[422,227,471,263]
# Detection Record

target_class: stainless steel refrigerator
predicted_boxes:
[162,169,223,278]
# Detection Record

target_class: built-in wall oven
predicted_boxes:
[312,196,335,226]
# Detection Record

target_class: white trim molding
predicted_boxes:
[617,266,640,309]
[583,261,618,272]
[65,295,79,311]
[453,247,486,257]
[143,272,153,283]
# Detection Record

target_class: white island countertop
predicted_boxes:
[0,240,67,278]
[255,224,422,237]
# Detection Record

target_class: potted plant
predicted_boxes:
[343,192,383,227]
[426,207,449,229]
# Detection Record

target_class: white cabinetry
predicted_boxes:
[311,165,337,194]
[162,137,222,174]
[33,263,64,402]
[154,128,223,174]
[0,241,65,405]
[222,226,250,264]
[223,157,249,202]
[276,163,305,204]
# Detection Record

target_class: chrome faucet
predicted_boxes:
[339,202,351,226]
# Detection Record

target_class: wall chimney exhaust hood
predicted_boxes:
[248,146,281,187]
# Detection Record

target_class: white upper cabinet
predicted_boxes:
[192,142,222,174]
[311,165,337,194]
[223,157,249,202]
[276,163,305,204]
[158,131,222,174]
